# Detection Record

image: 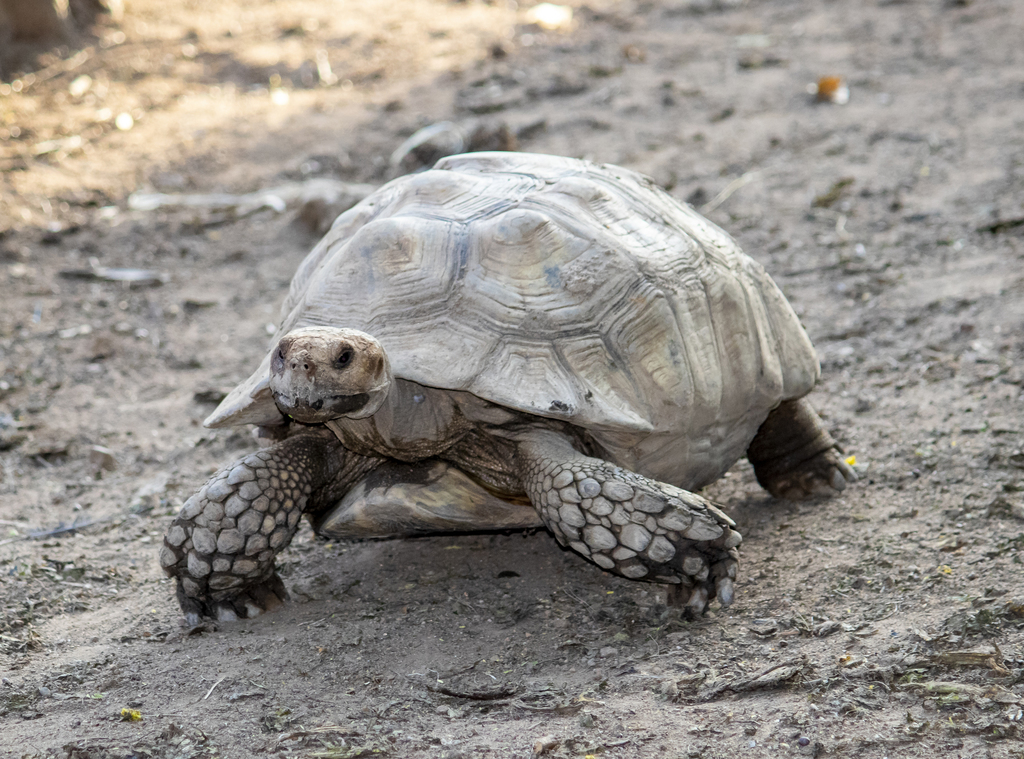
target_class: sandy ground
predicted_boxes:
[2,0,1024,757]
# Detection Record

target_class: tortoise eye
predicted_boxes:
[336,348,353,368]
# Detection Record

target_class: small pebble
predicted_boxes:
[531,735,559,757]
[524,3,573,31]
[69,75,92,98]
[798,737,810,747]
[389,121,466,175]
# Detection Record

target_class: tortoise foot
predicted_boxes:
[759,447,857,500]
[160,436,328,621]
[177,573,288,627]
[516,429,741,611]
[747,398,857,500]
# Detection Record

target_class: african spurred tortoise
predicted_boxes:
[160,152,855,624]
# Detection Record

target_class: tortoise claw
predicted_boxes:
[176,573,288,625]
[716,577,735,606]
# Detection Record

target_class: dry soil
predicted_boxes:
[2,1,1024,758]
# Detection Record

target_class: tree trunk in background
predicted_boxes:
[0,0,75,43]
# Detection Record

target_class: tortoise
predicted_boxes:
[160,152,855,625]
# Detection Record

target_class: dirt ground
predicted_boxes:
[2,0,1024,756]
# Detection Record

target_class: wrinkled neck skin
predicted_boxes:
[325,378,601,470]
[266,328,601,490]
[325,379,494,461]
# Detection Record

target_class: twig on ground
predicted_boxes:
[702,657,809,700]
[203,676,226,700]
[0,516,119,546]
[700,171,762,215]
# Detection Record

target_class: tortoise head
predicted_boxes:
[269,327,392,423]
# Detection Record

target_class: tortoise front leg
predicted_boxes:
[160,429,380,625]
[514,429,742,611]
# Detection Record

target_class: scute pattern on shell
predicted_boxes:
[208,152,819,490]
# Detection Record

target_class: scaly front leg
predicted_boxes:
[515,429,741,611]
[160,429,380,624]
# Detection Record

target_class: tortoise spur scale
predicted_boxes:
[160,152,856,625]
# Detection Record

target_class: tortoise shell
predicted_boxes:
[207,152,818,490]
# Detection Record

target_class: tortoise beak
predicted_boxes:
[272,390,370,423]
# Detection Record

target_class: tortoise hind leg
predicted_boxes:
[160,429,381,625]
[746,398,857,499]
[514,429,742,611]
